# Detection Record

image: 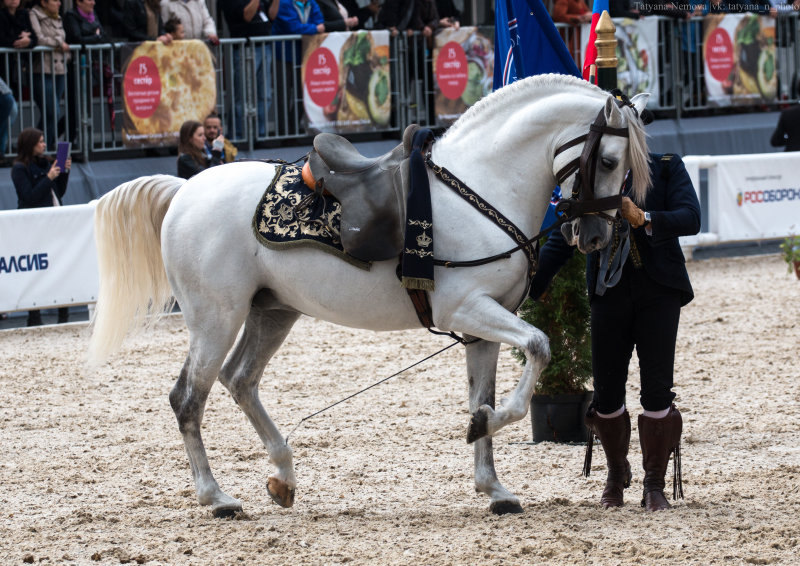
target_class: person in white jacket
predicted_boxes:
[161,0,218,43]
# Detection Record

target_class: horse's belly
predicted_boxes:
[262,252,423,331]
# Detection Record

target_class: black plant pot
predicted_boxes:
[530,390,593,443]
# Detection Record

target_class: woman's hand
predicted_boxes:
[13,31,31,48]
[47,161,61,180]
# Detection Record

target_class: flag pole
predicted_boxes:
[594,11,618,91]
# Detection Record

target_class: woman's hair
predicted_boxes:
[178,120,206,167]
[145,0,161,12]
[15,128,45,166]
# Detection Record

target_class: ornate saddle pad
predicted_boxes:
[252,163,369,270]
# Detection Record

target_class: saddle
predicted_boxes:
[306,124,421,261]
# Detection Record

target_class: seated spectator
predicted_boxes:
[64,0,109,45]
[272,0,325,36]
[341,0,380,29]
[0,78,18,166]
[609,0,642,19]
[119,0,173,44]
[272,0,325,134]
[436,0,461,29]
[29,0,71,150]
[64,0,111,146]
[551,0,591,24]
[161,0,219,44]
[177,119,222,179]
[316,0,359,32]
[163,15,185,39]
[770,99,800,152]
[203,113,237,163]
[222,0,279,139]
[0,0,38,50]
[11,127,70,326]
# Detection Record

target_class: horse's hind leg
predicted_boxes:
[466,337,524,515]
[169,308,249,518]
[218,290,301,510]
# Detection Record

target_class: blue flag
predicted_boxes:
[493,0,581,90]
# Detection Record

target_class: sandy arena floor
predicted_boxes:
[1,254,798,565]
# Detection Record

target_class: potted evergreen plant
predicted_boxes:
[515,241,593,442]
[780,234,800,280]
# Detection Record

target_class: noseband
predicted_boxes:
[553,97,633,222]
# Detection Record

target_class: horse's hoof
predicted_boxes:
[212,505,241,518]
[490,500,524,515]
[267,476,296,508]
[467,409,489,444]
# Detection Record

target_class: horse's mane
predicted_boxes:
[444,73,651,204]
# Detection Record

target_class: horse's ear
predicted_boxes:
[604,96,624,128]
[630,93,650,117]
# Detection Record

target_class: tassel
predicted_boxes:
[672,441,684,500]
[583,430,594,477]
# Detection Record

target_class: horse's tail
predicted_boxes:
[88,175,186,368]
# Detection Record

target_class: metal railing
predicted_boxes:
[1,14,798,161]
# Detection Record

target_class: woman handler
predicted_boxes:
[530,151,701,511]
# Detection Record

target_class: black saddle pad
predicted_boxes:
[252,163,370,270]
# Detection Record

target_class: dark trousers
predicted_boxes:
[590,262,681,413]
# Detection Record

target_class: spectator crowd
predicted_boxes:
[1,0,797,162]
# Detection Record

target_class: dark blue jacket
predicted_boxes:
[531,153,701,307]
[12,158,69,209]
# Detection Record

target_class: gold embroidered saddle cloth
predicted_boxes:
[252,162,369,269]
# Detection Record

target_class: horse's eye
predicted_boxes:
[601,157,617,170]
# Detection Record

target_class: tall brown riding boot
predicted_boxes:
[583,407,632,508]
[638,404,684,511]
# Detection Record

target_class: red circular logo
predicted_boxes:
[436,42,468,100]
[123,56,162,119]
[305,47,339,108]
[704,28,734,82]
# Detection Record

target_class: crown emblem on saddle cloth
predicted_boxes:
[416,231,432,248]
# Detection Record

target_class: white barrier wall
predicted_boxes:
[0,203,98,313]
[681,152,800,249]
[0,152,797,312]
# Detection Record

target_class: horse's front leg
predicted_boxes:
[446,296,550,443]
[465,337,524,515]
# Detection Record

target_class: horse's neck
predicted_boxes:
[432,94,595,236]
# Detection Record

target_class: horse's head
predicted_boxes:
[554,92,651,254]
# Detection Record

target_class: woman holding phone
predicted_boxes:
[11,127,71,326]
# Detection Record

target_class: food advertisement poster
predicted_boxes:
[121,40,217,147]
[432,27,494,127]
[703,14,776,107]
[580,18,659,105]
[302,30,391,134]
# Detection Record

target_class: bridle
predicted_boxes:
[552,97,633,222]
[425,94,638,276]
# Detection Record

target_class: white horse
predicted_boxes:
[89,74,650,517]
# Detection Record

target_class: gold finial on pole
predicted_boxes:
[594,10,618,90]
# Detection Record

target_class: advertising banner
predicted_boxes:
[580,18,660,103]
[302,30,391,134]
[121,40,217,147]
[433,27,494,127]
[703,14,777,107]
[0,204,98,312]
[711,153,800,241]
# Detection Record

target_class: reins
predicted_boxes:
[285,338,468,443]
